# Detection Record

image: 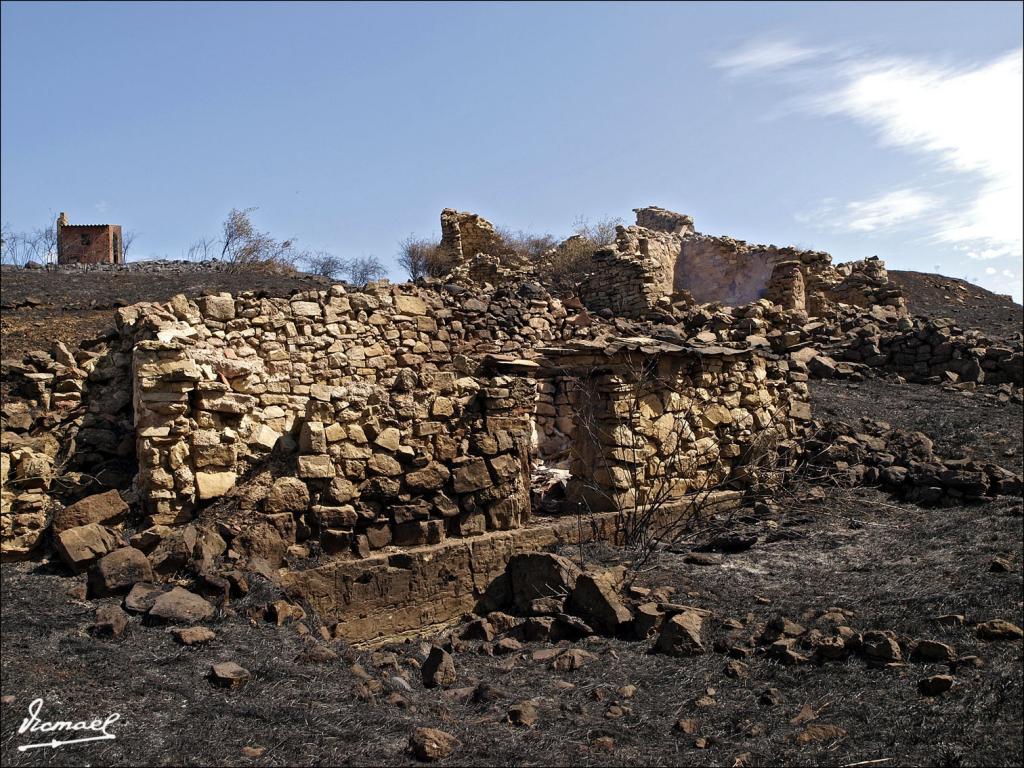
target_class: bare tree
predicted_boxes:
[121,230,138,261]
[1,224,24,266]
[185,237,216,262]
[219,207,300,272]
[344,255,387,285]
[398,235,443,280]
[305,250,346,279]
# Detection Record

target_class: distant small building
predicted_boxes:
[56,212,123,265]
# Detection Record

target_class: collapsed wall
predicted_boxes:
[578,206,906,319]
[541,338,808,512]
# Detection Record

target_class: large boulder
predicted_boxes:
[52,490,128,533]
[507,552,582,613]
[567,573,632,634]
[89,547,154,596]
[421,647,457,688]
[55,523,119,572]
[654,611,706,656]
[147,587,215,624]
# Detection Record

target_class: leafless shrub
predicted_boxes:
[496,227,559,262]
[220,207,300,273]
[305,251,347,279]
[398,235,447,280]
[185,236,217,262]
[562,352,802,573]
[343,255,387,285]
[536,215,623,292]
[1,221,59,266]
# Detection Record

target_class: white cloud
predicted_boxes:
[844,189,940,232]
[797,188,939,234]
[814,50,1023,261]
[715,38,826,75]
[985,266,998,275]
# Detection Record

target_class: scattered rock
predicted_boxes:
[976,620,1023,641]
[89,547,154,596]
[92,605,129,638]
[675,718,700,735]
[507,552,581,613]
[989,556,1012,572]
[552,648,597,671]
[124,582,165,613]
[172,626,216,646]
[567,572,632,634]
[759,688,783,706]
[422,647,456,688]
[918,674,954,696]
[724,660,749,679]
[654,611,705,656]
[55,523,119,572]
[912,639,955,663]
[148,587,215,624]
[52,490,128,533]
[862,630,902,663]
[209,661,251,688]
[508,700,538,727]
[408,727,460,761]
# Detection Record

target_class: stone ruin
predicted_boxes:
[578,206,905,319]
[3,205,1019,643]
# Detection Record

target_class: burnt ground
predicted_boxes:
[1,377,1021,767]
[889,270,1023,342]
[0,265,332,360]
[1,267,1022,766]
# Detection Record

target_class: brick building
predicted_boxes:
[56,212,124,265]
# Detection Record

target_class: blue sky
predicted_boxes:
[2,1,1021,300]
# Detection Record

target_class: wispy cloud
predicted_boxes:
[845,189,940,233]
[814,50,1023,261]
[720,38,1023,288]
[796,188,940,234]
[714,38,827,76]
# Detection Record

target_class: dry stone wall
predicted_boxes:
[124,283,586,555]
[540,338,810,512]
[576,207,905,320]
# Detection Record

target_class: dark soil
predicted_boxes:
[889,270,1023,341]
[2,376,1021,767]
[0,265,332,359]
[1,270,1022,766]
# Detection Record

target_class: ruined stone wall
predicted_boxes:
[634,206,694,236]
[541,340,811,512]
[124,284,583,555]
[578,226,682,318]
[577,207,904,318]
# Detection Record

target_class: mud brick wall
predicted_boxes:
[58,224,122,265]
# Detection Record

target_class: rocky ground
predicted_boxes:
[1,267,1021,767]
